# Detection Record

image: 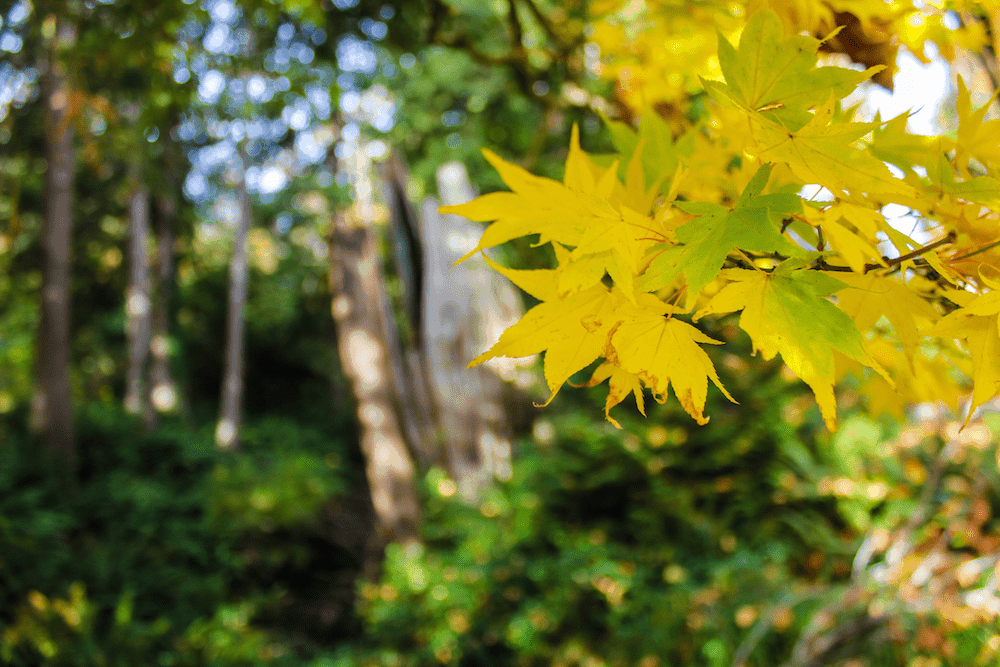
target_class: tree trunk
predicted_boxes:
[328,218,421,556]
[32,16,76,470]
[378,153,440,468]
[124,174,152,424]
[148,193,178,417]
[216,173,251,451]
[419,162,529,500]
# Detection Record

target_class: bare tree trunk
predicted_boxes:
[32,16,76,470]
[420,162,529,500]
[124,173,152,424]
[215,173,251,451]
[378,153,441,468]
[148,193,178,417]
[328,218,421,558]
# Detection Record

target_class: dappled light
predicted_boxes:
[3,0,1000,665]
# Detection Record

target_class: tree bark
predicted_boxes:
[328,218,422,556]
[215,172,251,451]
[124,174,152,424]
[419,162,528,500]
[32,15,76,470]
[378,153,441,468]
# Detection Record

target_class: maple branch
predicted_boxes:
[885,230,956,267]
[818,231,956,273]
[507,0,524,53]
[520,0,578,52]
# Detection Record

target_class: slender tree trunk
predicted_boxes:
[328,217,421,558]
[216,173,251,451]
[124,173,152,424]
[32,16,76,470]
[148,193,178,417]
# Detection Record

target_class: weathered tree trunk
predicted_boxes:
[148,193,178,416]
[32,16,76,470]
[327,217,421,556]
[124,173,152,423]
[420,162,530,500]
[379,153,441,468]
[215,173,251,451]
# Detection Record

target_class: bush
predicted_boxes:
[0,406,354,666]
[331,385,1000,667]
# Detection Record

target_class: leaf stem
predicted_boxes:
[950,237,1000,262]
[734,249,765,272]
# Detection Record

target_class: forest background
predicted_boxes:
[3,0,1000,666]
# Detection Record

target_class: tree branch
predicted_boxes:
[818,231,956,273]
[519,0,579,53]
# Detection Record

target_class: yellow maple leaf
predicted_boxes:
[932,288,1000,422]
[839,337,969,421]
[481,255,558,302]
[836,273,939,360]
[750,95,919,201]
[469,284,622,403]
[576,361,646,429]
[821,219,885,273]
[553,243,609,297]
[440,149,611,261]
[707,8,877,130]
[954,76,1000,176]
[563,124,602,193]
[444,142,667,303]
[609,300,735,426]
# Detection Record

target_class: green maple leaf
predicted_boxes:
[638,163,802,304]
[695,264,888,431]
[926,142,1000,205]
[704,8,877,131]
[603,109,695,194]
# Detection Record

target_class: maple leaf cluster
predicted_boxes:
[444,8,1000,432]
[589,0,994,111]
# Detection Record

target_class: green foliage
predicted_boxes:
[0,407,352,666]
[210,417,349,531]
[330,369,1000,667]
[329,369,835,666]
